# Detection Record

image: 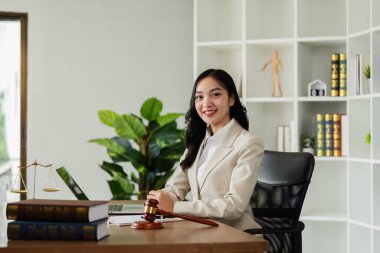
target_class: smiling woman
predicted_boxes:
[0,13,28,202]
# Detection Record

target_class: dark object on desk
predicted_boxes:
[56,167,89,200]
[245,150,315,253]
[131,199,218,229]
[7,218,109,241]
[6,199,108,223]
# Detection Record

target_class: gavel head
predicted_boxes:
[143,199,159,222]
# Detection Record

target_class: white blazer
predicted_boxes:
[163,119,264,230]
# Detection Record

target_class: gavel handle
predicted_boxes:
[157,209,218,227]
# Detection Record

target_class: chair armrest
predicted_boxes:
[245,221,305,235]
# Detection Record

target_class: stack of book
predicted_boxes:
[316,113,348,157]
[330,53,347,97]
[6,199,109,240]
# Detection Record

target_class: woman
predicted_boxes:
[148,69,264,230]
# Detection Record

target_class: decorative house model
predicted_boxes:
[308,79,327,97]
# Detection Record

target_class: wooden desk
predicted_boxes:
[0,220,268,253]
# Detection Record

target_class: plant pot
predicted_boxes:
[302,147,315,155]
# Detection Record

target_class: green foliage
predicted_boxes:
[300,133,316,149]
[89,97,185,200]
[363,64,371,79]
[365,132,371,145]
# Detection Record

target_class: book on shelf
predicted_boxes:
[277,125,292,152]
[330,53,340,97]
[333,114,342,157]
[6,199,108,223]
[7,218,109,241]
[316,114,325,156]
[341,115,348,157]
[339,53,347,96]
[330,53,347,97]
[316,113,346,157]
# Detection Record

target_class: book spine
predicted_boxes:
[331,53,340,97]
[339,53,347,96]
[333,114,342,157]
[277,125,284,152]
[316,114,325,156]
[325,114,334,157]
[284,125,291,152]
[7,220,106,241]
[6,204,90,223]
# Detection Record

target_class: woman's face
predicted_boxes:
[194,76,235,133]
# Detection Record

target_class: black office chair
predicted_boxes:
[245,150,315,253]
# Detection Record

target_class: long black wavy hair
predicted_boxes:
[180,69,249,170]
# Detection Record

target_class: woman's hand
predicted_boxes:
[147,190,174,212]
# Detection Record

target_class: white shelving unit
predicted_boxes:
[194,0,379,252]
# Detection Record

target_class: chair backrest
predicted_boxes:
[250,150,315,223]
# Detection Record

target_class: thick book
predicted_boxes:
[333,114,342,157]
[339,53,347,96]
[325,114,333,157]
[316,114,325,156]
[6,199,108,223]
[7,219,109,241]
[330,53,340,96]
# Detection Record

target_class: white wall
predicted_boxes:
[0,0,193,200]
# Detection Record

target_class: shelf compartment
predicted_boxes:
[374,164,380,227]
[375,229,380,253]
[196,0,242,42]
[349,99,370,158]
[298,40,346,97]
[302,221,347,253]
[373,30,380,94]
[348,33,371,96]
[375,0,380,27]
[298,101,346,146]
[246,0,293,40]
[348,0,370,34]
[374,98,380,159]
[349,162,371,224]
[298,0,346,37]
[246,43,294,98]
[302,161,347,216]
[197,44,242,88]
[349,223,371,253]
[246,102,293,151]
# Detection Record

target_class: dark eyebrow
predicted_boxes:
[196,87,222,93]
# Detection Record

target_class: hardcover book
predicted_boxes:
[333,114,342,156]
[316,114,325,156]
[6,199,108,223]
[339,53,347,97]
[7,219,109,241]
[330,53,340,97]
[325,114,333,157]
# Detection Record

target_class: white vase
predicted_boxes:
[302,147,315,155]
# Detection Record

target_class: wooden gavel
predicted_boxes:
[143,199,218,227]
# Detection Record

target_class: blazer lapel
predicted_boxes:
[198,121,242,191]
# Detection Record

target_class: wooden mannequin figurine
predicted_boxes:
[261,50,283,97]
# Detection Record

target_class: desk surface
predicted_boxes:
[1,220,268,253]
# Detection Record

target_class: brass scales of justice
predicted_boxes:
[10,160,60,199]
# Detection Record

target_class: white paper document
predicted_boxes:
[108,215,182,226]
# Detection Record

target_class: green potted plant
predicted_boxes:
[300,134,316,155]
[363,64,371,93]
[89,97,185,200]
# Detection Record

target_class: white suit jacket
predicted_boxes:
[163,119,264,230]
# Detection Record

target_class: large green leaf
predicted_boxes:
[113,173,135,194]
[153,170,175,189]
[89,138,125,155]
[98,110,118,127]
[157,113,183,126]
[140,97,162,121]
[107,180,133,200]
[114,114,147,141]
[100,161,128,177]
